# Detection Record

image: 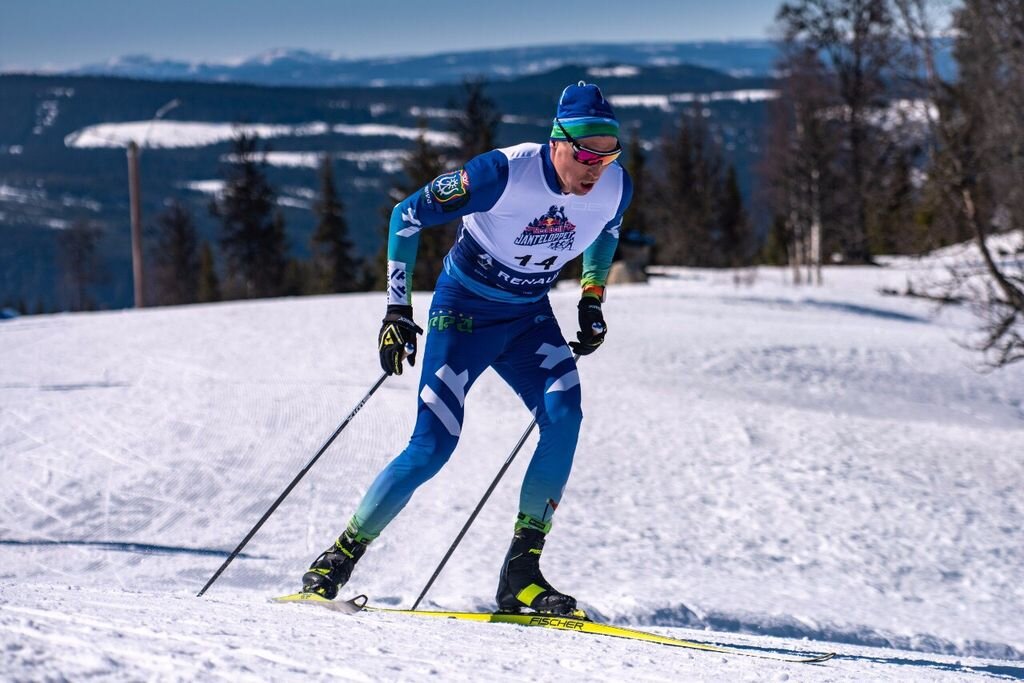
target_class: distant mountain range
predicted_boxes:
[60,41,785,87]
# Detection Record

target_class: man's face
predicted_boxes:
[549,135,619,196]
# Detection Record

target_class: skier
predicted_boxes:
[300,82,632,616]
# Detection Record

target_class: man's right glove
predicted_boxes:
[378,305,424,375]
[569,296,607,356]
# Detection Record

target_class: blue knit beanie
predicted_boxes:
[550,81,620,140]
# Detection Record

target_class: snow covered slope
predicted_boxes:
[2,263,1022,680]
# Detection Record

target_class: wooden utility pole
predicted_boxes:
[124,100,179,309]
[127,140,145,308]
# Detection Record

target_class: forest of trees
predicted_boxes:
[761,0,1024,365]
[22,0,1022,365]
[134,79,504,308]
[133,76,754,310]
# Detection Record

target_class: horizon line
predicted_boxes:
[0,37,778,74]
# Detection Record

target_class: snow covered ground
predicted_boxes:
[2,261,1023,681]
[63,120,458,150]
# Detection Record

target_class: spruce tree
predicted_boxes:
[376,120,451,293]
[759,214,791,266]
[691,117,725,266]
[56,218,104,311]
[717,165,752,267]
[450,78,501,163]
[622,125,650,239]
[151,200,200,306]
[652,117,694,265]
[267,210,289,295]
[197,241,221,303]
[654,113,723,266]
[211,131,289,299]
[282,258,312,297]
[310,154,360,294]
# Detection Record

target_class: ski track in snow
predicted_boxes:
[2,586,1022,682]
[1,266,1023,681]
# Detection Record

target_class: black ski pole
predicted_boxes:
[411,348,590,611]
[197,370,391,597]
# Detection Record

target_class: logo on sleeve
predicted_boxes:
[430,169,471,212]
[515,205,576,251]
[387,263,408,302]
[396,206,422,237]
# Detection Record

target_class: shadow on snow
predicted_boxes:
[729,296,931,323]
[639,604,1023,678]
[0,539,269,559]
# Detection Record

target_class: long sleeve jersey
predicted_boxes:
[386,142,632,305]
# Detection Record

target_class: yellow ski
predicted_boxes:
[272,593,835,664]
[272,591,364,613]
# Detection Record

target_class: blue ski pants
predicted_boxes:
[350,270,583,540]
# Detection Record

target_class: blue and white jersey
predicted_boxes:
[386,142,632,305]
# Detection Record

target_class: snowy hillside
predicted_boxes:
[2,263,1023,680]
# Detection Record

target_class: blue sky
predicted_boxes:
[0,0,783,70]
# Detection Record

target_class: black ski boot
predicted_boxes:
[301,531,368,600]
[495,527,579,616]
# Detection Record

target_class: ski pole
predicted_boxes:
[197,367,395,597]
[411,342,594,611]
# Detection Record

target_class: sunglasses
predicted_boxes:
[555,119,622,167]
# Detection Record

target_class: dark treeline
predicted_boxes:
[760,0,1024,366]
[134,77,756,310]
[762,0,1021,266]
[647,113,754,268]
[138,79,505,308]
[762,0,915,281]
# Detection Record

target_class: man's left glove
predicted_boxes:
[378,305,424,375]
[569,296,606,356]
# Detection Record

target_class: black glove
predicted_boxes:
[378,305,424,375]
[569,296,606,356]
